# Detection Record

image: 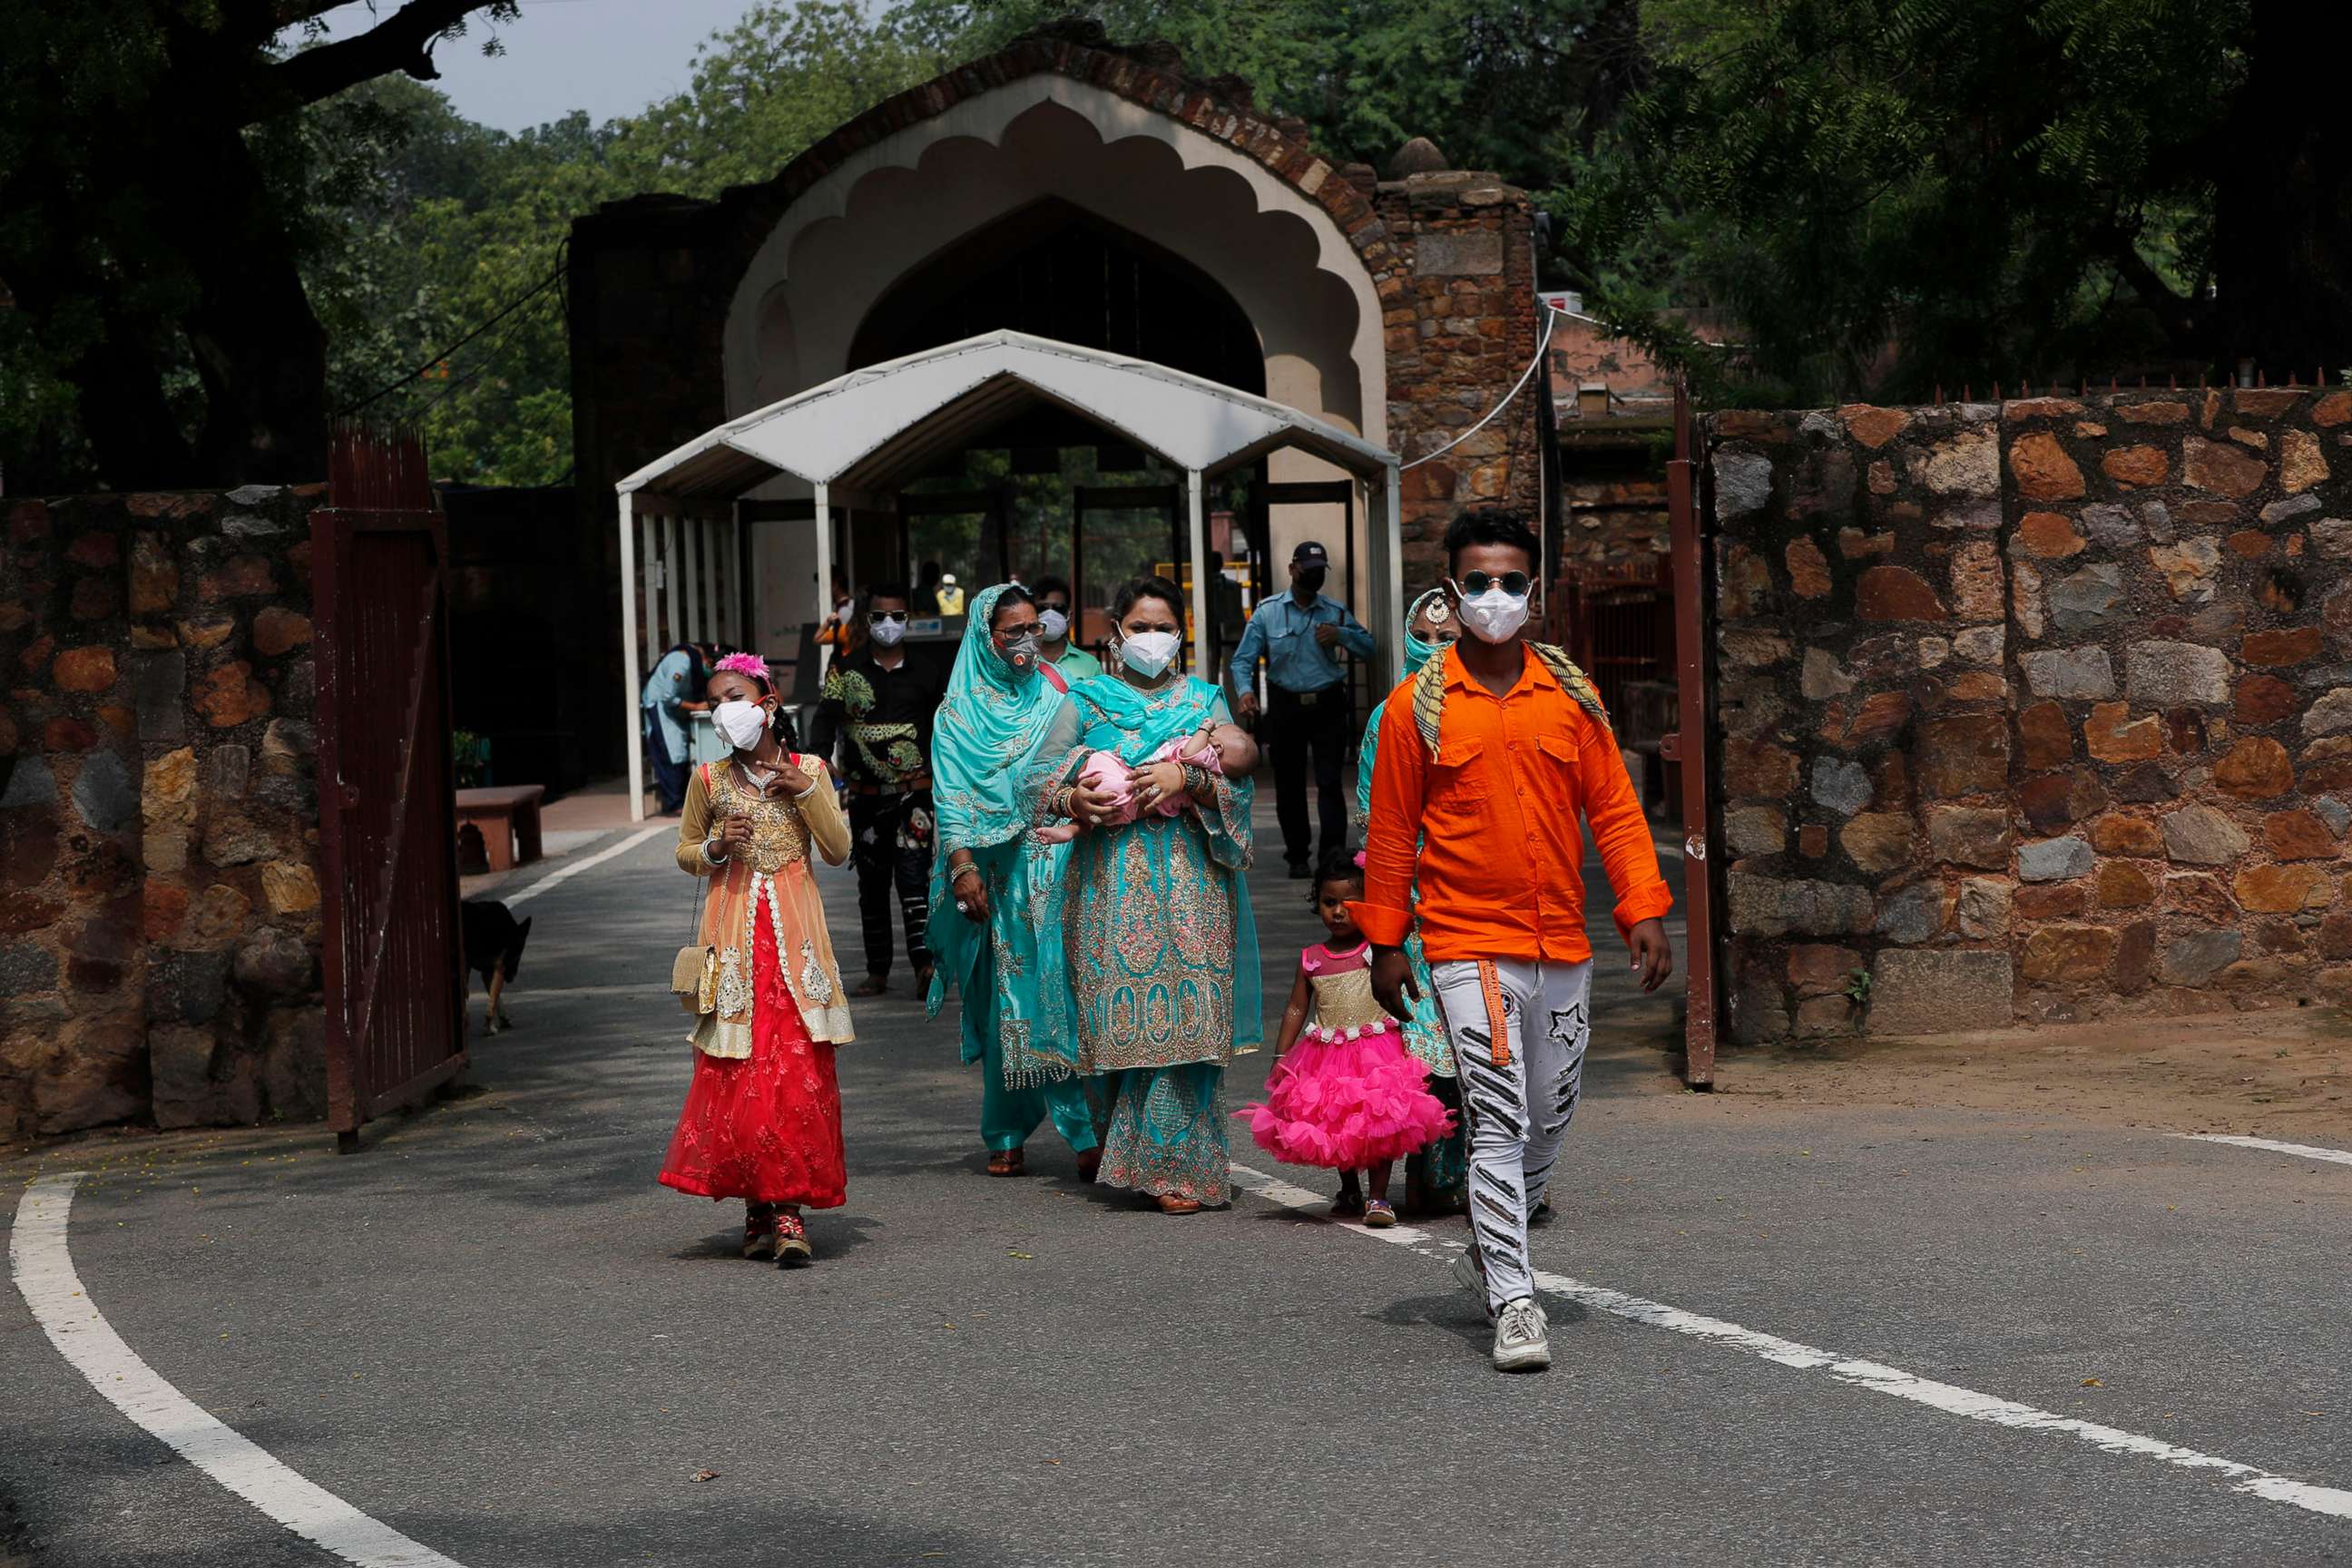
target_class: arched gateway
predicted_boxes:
[569,23,1549,787]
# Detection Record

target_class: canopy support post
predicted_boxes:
[683,514,703,646]
[620,493,645,824]
[1186,468,1210,683]
[662,514,682,654]
[812,482,836,672]
[1377,461,1405,690]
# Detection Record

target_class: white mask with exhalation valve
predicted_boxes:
[713,700,770,750]
[1117,630,1181,679]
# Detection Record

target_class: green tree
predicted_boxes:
[1556,0,2348,403]
[0,1,520,492]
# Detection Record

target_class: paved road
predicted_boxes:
[5,808,2350,1567]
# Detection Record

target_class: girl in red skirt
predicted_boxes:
[661,652,857,1265]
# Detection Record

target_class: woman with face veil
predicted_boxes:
[926,584,1103,1180]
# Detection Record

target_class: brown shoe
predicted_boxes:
[985,1147,1026,1177]
[850,974,888,998]
[1076,1147,1102,1184]
[774,1210,812,1267]
[741,1202,778,1261]
[1157,1194,1202,1216]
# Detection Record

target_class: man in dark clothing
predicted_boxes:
[808,583,947,996]
[1228,540,1376,877]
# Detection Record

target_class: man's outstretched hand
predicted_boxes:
[1628,917,1673,994]
[1371,945,1419,1021]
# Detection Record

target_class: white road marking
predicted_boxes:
[2178,1132,2352,1169]
[8,1172,469,1568]
[1229,1161,2352,1522]
[499,824,667,908]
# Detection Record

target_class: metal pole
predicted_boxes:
[724,510,743,648]
[683,513,703,644]
[1666,382,1716,1087]
[1381,461,1405,691]
[812,482,836,637]
[619,494,646,824]
[639,507,661,684]
[1186,468,1210,682]
[662,513,683,654]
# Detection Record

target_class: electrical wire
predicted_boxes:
[333,249,567,417]
[1400,302,1562,471]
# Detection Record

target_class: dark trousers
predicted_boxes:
[649,746,689,816]
[1266,684,1351,870]
[849,789,933,977]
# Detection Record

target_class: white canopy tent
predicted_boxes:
[614,329,1405,822]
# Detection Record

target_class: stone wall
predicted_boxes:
[1375,170,1544,584]
[2,487,325,1139]
[1709,387,2352,1042]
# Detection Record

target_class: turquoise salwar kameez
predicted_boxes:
[1040,671,1260,1206]
[927,587,1102,1161]
[1355,589,1466,1206]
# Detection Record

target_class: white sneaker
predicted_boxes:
[1450,1250,1486,1302]
[1492,1297,1551,1372]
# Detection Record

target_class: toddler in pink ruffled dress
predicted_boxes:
[1234,851,1455,1228]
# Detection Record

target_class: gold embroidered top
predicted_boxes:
[674,758,854,1054]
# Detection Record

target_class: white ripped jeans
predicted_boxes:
[1429,957,1593,1315]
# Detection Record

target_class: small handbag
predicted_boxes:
[672,829,719,1016]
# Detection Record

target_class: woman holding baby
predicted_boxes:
[1030,574,1262,1213]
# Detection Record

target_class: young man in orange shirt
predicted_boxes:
[1357,508,1675,1372]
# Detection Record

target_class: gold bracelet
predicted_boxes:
[952,863,981,887]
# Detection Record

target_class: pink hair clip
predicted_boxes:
[715,652,770,681]
[1352,850,1367,869]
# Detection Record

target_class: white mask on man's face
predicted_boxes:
[1455,584,1531,644]
[1036,606,1070,642]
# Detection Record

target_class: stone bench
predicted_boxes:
[455,785,545,873]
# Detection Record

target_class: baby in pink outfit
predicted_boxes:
[1036,723,1250,843]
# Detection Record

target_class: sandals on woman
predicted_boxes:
[1363,1199,1397,1230]
[774,1210,812,1267]
[1157,1194,1202,1215]
[986,1147,1027,1178]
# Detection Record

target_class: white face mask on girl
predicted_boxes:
[1456,585,1531,644]
[1117,629,1181,679]
[712,700,770,750]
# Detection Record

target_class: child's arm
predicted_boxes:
[1271,962,1313,1058]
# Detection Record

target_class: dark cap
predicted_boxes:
[1290,541,1330,565]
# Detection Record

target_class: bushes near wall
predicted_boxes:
[1709,387,2352,1041]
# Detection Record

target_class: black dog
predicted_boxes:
[462,899,533,1034]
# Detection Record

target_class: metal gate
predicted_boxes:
[1664,383,1718,1086]
[311,426,466,1152]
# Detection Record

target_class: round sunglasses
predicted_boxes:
[1453,570,1531,598]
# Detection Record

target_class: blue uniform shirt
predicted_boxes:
[1228,591,1376,696]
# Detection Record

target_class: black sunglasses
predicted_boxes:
[868,610,908,623]
[1455,571,1530,598]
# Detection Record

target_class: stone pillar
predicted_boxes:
[1376,171,1544,587]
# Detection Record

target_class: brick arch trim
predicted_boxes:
[729,34,1408,317]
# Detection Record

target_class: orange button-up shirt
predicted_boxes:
[1354,645,1673,964]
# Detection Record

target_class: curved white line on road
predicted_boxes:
[2179,1132,2352,1168]
[8,1171,470,1568]
[1230,1161,2352,1522]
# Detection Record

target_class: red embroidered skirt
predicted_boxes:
[658,897,847,1209]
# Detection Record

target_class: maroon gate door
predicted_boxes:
[310,427,466,1152]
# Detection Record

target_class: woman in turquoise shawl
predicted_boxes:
[926,584,1101,1179]
[1353,586,1466,1213]
[1033,575,1261,1213]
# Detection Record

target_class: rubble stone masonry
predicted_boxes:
[1709,388,2352,1041]
[2,487,325,1139]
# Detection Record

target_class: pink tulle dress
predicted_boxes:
[1237,941,1455,1170]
